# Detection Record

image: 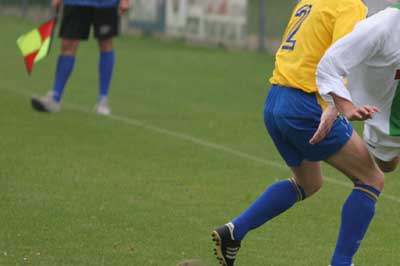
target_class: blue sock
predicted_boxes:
[99,50,115,100]
[331,184,380,266]
[232,178,306,240]
[52,55,75,102]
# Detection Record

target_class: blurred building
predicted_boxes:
[1,0,398,53]
[364,0,398,15]
[130,0,247,48]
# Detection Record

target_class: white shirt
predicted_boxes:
[316,7,400,138]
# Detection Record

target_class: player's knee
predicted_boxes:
[304,187,321,198]
[61,39,79,55]
[302,179,323,198]
[375,172,385,191]
[99,39,113,52]
[358,168,385,192]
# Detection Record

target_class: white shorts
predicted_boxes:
[363,124,400,162]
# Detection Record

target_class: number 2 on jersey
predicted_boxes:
[282,4,313,51]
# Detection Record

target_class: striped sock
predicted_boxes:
[232,178,306,240]
[330,184,380,266]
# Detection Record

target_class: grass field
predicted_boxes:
[0,16,399,266]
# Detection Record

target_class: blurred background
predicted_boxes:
[1,0,397,55]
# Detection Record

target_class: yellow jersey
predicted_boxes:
[269,0,367,94]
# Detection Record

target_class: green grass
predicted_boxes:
[0,0,48,6]
[0,15,399,266]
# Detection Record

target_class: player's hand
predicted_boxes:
[331,93,379,121]
[343,105,380,121]
[119,0,130,15]
[52,0,62,10]
[309,105,338,145]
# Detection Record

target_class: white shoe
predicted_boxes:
[31,91,60,113]
[95,97,111,116]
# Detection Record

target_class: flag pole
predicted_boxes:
[47,6,60,57]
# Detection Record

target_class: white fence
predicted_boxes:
[129,0,247,47]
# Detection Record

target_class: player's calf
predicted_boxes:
[326,132,384,266]
[375,156,399,173]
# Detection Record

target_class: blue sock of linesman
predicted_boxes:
[52,55,75,102]
[98,50,115,101]
[51,50,115,103]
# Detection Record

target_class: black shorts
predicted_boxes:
[59,5,120,40]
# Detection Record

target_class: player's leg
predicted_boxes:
[231,160,322,239]
[98,37,114,101]
[325,132,384,266]
[99,38,113,52]
[374,156,399,173]
[231,86,319,238]
[93,7,119,115]
[96,38,114,115]
[50,38,80,103]
[31,5,92,112]
[288,103,384,266]
[212,160,322,266]
[98,38,114,99]
[52,5,92,104]
[260,87,383,266]
[212,86,323,266]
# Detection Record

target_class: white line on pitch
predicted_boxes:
[64,103,400,204]
[7,88,400,203]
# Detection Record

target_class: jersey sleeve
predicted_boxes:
[332,1,367,44]
[316,18,384,105]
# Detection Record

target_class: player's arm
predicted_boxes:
[119,0,131,15]
[315,0,369,111]
[331,95,379,121]
[52,0,62,10]
[310,18,382,144]
[316,17,383,110]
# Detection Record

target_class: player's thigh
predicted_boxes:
[93,7,120,40]
[264,86,304,168]
[59,5,93,40]
[60,39,80,55]
[290,160,323,197]
[270,86,353,164]
[325,131,384,190]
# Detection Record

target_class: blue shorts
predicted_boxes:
[264,85,353,167]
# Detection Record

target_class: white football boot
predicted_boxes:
[95,97,111,116]
[31,91,61,113]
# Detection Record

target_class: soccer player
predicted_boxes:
[313,4,400,173]
[31,0,130,115]
[211,0,385,266]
